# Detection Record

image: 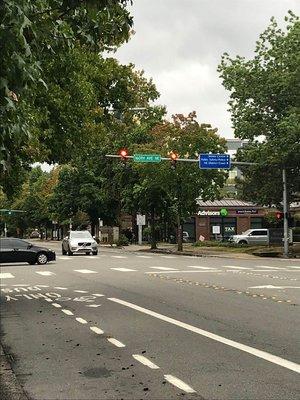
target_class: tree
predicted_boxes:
[218,12,300,207]
[1,0,133,192]
[123,112,227,250]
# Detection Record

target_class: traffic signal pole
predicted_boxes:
[282,168,289,257]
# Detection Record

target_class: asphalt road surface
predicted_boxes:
[1,243,300,399]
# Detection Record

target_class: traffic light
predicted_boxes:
[119,148,128,164]
[276,211,284,220]
[170,152,179,169]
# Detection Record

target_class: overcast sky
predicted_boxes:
[116,0,300,138]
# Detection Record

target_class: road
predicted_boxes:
[1,243,300,399]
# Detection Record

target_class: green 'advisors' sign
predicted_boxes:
[133,154,161,163]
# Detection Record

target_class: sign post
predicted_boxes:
[136,214,146,245]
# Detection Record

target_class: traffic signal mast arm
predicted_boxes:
[105,154,257,166]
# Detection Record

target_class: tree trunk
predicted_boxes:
[150,206,157,250]
[177,216,183,252]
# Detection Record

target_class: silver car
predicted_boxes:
[62,231,98,256]
[230,229,269,245]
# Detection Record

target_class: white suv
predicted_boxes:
[62,231,98,256]
[230,229,269,245]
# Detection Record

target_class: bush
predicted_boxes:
[115,234,129,247]
[193,240,247,248]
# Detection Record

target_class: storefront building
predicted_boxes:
[195,199,266,241]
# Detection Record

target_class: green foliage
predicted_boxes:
[218,12,300,206]
[1,0,133,190]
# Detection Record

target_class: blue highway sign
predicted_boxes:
[199,154,231,169]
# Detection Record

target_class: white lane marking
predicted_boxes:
[132,354,160,369]
[22,294,33,299]
[74,290,88,293]
[36,285,49,288]
[76,317,87,324]
[54,287,67,290]
[110,268,137,272]
[222,265,250,270]
[90,326,104,334]
[111,255,127,259]
[44,298,53,302]
[150,267,178,271]
[62,309,74,315]
[108,298,300,374]
[0,273,15,279]
[86,304,102,308]
[83,256,98,259]
[187,266,216,270]
[92,293,105,297]
[288,266,300,269]
[160,255,177,259]
[255,266,285,270]
[52,303,62,308]
[145,270,221,274]
[136,255,153,259]
[164,374,196,393]
[74,269,97,274]
[249,285,300,289]
[58,256,70,260]
[107,338,126,348]
[35,271,55,276]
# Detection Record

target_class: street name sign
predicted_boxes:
[133,154,161,163]
[199,154,231,169]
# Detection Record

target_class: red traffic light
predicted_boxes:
[119,149,128,159]
[276,211,283,219]
[170,152,179,160]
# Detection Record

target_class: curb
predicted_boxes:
[0,344,28,400]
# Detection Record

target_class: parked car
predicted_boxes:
[29,230,40,239]
[0,238,56,265]
[62,231,98,256]
[230,229,269,245]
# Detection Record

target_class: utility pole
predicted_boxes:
[282,168,289,257]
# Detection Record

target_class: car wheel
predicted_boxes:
[68,248,73,256]
[62,246,67,255]
[92,251,98,256]
[238,240,247,245]
[37,252,48,265]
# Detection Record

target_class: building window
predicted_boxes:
[250,217,263,229]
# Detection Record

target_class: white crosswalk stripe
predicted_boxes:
[111,267,137,272]
[0,273,15,279]
[35,271,56,276]
[74,269,97,274]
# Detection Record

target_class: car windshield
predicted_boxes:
[70,231,92,239]
[241,229,252,235]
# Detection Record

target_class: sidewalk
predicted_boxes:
[0,344,28,400]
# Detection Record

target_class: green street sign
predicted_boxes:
[220,208,228,217]
[133,154,161,163]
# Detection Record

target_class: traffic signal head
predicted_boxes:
[170,152,179,169]
[276,211,283,220]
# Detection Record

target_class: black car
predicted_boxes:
[0,238,56,265]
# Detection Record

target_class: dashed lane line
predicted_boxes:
[132,354,160,369]
[164,374,196,393]
[52,303,62,308]
[145,270,221,274]
[221,265,250,270]
[160,255,177,259]
[74,290,89,293]
[108,297,300,374]
[150,267,178,271]
[110,268,137,272]
[111,255,128,259]
[136,255,153,258]
[90,326,104,334]
[35,271,55,276]
[54,287,67,290]
[92,293,105,297]
[74,269,97,274]
[76,317,88,324]
[107,338,126,348]
[187,266,216,270]
[0,273,15,279]
[62,309,74,316]
[86,304,102,308]
[58,256,71,260]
